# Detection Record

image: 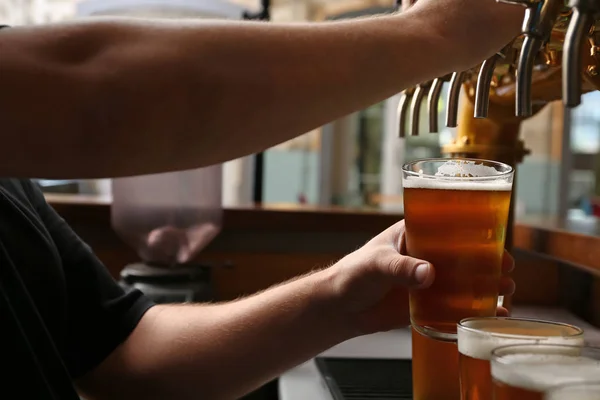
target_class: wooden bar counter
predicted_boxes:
[45,194,600,327]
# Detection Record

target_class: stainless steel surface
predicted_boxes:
[516,35,544,116]
[475,53,502,118]
[515,0,563,116]
[397,89,413,138]
[409,82,430,136]
[446,71,466,128]
[427,77,445,132]
[563,2,596,107]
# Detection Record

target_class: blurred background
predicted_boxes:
[2,0,600,221]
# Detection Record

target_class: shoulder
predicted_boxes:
[0,178,33,198]
[0,179,48,212]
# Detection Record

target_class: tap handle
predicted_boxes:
[446,71,467,128]
[428,77,445,133]
[475,53,503,119]
[409,82,431,137]
[398,89,414,138]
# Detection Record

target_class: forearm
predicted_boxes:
[0,11,463,179]
[79,267,350,400]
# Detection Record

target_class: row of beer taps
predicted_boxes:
[397,0,600,138]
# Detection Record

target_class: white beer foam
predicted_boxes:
[546,385,600,400]
[403,160,512,191]
[403,177,513,191]
[458,319,584,361]
[491,353,600,393]
[435,160,500,178]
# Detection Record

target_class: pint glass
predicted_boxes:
[457,317,584,400]
[402,159,514,341]
[412,327,460,400]
[491,344,600,400]
[545,382,600,400]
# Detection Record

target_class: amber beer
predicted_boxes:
[457,317,584,400]
[402,159,513,340]
[491,344,600,400]
[412,327,460,400]
[545,382,600,400]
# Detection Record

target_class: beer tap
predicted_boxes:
[398,88,415,138]
[563,0,598,107]
[409,82,432,136]
[428,75,451,133]
[499,0,563,117]
[446,71,467,128]
[475,53,503,119]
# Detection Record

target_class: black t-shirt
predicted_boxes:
[0,178,154,398]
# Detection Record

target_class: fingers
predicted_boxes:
[378,247,435,289]
[499,276,516,296]
[366,220,408,253]
[502,250,515,274]
[496,306,510,317]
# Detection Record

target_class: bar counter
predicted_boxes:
[43,194,600,328]
[45,194,600,275]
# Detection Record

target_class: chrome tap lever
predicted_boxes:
[514,0,563,116]
[446,71,466,128]
[475,53,502,119]
[397,88,414,138]
[409,82,431,137]
[516,36,544,116]
[428,77,445,133]
[564,0,597,107]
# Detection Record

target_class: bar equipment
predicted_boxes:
[396,1,600,399]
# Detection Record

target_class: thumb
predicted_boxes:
[379,249,435,289]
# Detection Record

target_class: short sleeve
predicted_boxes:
[22,181,155,378]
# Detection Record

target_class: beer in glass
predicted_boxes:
[491,344,600,400]
[412,327,460,400]
[545,381,600,400]
[457,317,584,400]
[402,159,513,341]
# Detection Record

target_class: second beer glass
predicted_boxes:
[545,382,600,400]
[491,344,600,400]
[457,317,584,400]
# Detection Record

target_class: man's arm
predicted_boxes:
[75,220,516,400]
[0,0,523,179]
[76,268,355,400]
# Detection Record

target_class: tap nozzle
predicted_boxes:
[446,71,466,128]
[516,36,544,117]
[428,77,445,133]
[397,88,414,138]
[563,2,595,107]
[509,0,562,116]
[475,53,502,119]
[409,82,431,136]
